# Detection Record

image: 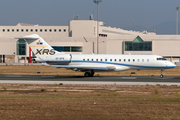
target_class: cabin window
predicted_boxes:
[105,59,107,62]
[91,59,93,62]
[147,59,149,62]
[87,59,89,62]
[142,59,144,62]
[133,59,135,62]
[124,59,126,62]
[110,59,112,61]
[114,59,116,62]
[119,59,121,62]
[83,59,85,61]
[128,59,130,62]
[101,59,102,61]
[137,59,139,62]
[96,59,98,61]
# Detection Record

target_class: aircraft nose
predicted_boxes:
[167,62,176,68]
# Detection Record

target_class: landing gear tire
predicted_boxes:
[160,74,164,78]
[84,71,95,77]
[84,72,91,77]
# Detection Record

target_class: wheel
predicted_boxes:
[160,74,164,78]
[84,72,90,77]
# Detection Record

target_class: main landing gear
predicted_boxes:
[84,70,95,77]
[160,69,164,78]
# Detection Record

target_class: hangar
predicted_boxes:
[0,20,180,64]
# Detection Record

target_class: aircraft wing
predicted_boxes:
[51,65,116,71]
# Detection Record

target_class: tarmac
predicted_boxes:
[0,75,180,86]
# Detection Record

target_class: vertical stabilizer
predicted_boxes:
[12,34,58,56]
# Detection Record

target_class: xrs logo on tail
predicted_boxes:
[36,49,56,55]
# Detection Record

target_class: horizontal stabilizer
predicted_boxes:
[7,34,40,40]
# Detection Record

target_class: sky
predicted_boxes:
[0,0,180,34]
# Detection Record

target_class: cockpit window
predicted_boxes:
[157,58,167,60]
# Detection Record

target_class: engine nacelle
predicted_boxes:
[31,58,41,62]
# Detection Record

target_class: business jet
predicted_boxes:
[11,34,176,78]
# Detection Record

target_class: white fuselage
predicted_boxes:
[38,54,176,72]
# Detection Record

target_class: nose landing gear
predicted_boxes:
[160,69,164,78]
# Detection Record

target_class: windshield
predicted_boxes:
[157,58,167,60]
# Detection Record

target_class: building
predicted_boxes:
[1,20,180,64]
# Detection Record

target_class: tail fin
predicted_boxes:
[11,34,58,56]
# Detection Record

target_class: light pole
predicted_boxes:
[93,0,102,54]
[176,7,179,35]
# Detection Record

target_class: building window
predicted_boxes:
[12,29,14,32]
[17,39,26,55]
[59,29,61,32]
[17,29,19,32]
[35,29,38,32]
[40,29,42,32]
[49,29,52,32]
[21,29,24,32]
[3,29,5,32]
[31,29,33,32]
[45,29,47,32]
[54,29,56,32]
[125,36,152,51]
[26,29,28,32]
[52,46,82,52]
[64,29,66,32]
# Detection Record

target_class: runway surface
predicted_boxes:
[0,75,180,86]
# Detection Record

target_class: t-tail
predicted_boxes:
[10,34,71,65]
[11,34,59,57]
